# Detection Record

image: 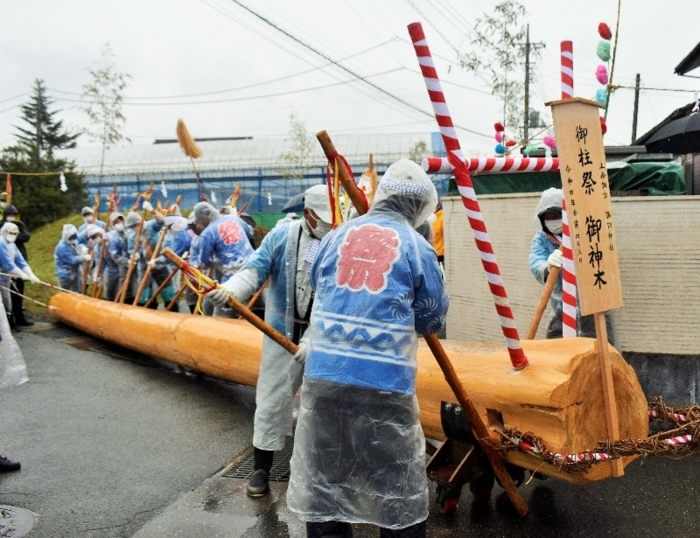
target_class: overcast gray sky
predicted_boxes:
[1,0,698,156]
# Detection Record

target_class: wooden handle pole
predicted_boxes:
[143,267,178,309]
[316,130,369,215]
[81,245,94,296]
[424,334,529,516]
[246,277,270,309]
[116,221,144,303]
[92,240,107,298]
[132,228,167,306]
[525,265,561,339]
[161,248,298,355]
[166,280,187,312]
[594,312,624,477]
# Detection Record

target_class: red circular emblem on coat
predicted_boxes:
[217,219,242,245]
[336,223,401,294]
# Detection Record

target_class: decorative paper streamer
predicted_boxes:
[595,88,608,106]
[597,41,611,62]
[160,181,168,198]
[408,22,528,370]
[495,143,506,155]
[495,131,503,143]
[598,22,612,40]
[210,191,217,204]
[59,171,67,192]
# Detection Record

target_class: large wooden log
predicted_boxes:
[48,292,648,484]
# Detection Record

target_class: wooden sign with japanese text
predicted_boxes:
[546,98,624,316]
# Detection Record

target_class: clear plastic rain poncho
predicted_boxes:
[0,300,28,391]
[287,159,448,530]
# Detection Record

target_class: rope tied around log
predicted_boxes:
[497,398,700,474]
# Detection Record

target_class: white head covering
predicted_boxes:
[372,158,438,228]
[85,224,105,238]
[1,222,18,239]
[62,224,78,241]
[109,212,125,226]
[303,185,332,224]
[164,216,189,233]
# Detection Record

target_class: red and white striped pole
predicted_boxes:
[560,40,578,337]
[422,156,559,174]
[561,199,577,337]
[560,41,574,99]
[408,22,528,370]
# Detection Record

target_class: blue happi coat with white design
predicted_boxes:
[198,215,254,282]
[305,213,448,394]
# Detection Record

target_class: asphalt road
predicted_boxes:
[1,322,699,537]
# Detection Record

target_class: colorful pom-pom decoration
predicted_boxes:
[523,144,539,155]
[543,136,557,149]
[495,144,506,154]
[595,88,608,106]
[596,65,609,85]
[597,41,611,62]
[495,131,504,142]
[494,122,505,132]
[505,139,517,147]
[598,22,612,40]
[600,115,607,135]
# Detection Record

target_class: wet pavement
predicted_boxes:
[1,321,699,537]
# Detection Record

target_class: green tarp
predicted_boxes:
[448,161,686,196]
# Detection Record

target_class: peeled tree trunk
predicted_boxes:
[49,293,648,484]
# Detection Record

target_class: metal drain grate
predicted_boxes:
[222,437,294,482]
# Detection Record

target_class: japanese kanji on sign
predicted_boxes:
[546,97,624,316]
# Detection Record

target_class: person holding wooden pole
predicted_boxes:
[102,213,130,301]
[528,188,614,341]
[206,184,332,498]
[192,201,254,317]
[53,224,92,293]
[286,160,448,538]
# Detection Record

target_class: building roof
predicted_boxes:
[633,102,696,145]
[675,41,700,75]
[59,132,436,178]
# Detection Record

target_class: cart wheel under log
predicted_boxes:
[435,484,462,516]
[468,473,494,503]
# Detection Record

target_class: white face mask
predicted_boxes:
[310,219,332,239]
[83,216,93,224]
[5,215,16,222]
[5,233,17,243]
[546,219,563,235]
[0,202,6,209]
[92,236,103,245]
[113,223,125,232]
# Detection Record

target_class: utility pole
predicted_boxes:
[524,24,530,143]
[631,73,640,143]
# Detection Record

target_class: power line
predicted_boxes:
[225,0,491,139]
[54,67,406,107]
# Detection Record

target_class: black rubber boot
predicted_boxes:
[0,454,21,472]
[247,448,274,497]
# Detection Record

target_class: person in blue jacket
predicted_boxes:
[54,224,91,292]
[77,207,106,247]
[528,188,613,341]
[286,159,448,538]
[0,222,40,331]
[207,184,333,497]
[193,202,254,317]
[103,213,129,301]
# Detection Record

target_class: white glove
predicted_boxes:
[78,245,89,256]
[293,342,308,365]
[207,287,231,309]
[547,249,563,268]
[142,201,154,212]
[147,258,165,269]
[8,267,29,280]
[81,254,92,262]
[25,268,40,284]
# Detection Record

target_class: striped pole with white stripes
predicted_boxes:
[408,22,528,370]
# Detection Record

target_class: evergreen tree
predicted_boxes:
[14,79,80,164]
[1,81,86,230]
